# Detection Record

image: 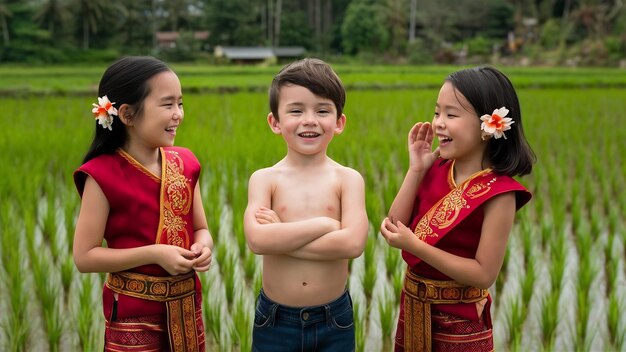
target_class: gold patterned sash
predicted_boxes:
[403,269,489,352]
[107,271,199,352]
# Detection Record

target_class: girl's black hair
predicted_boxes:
[446,66,536,176]
[82,56,171,164]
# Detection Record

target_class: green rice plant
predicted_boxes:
[362,260,377,302]
[353,299,366,352]
[548,233,567,292]
[599,173,613,219]
[520,261,535,316]
[253,266,263,296]
[539,290,559,351]
[365,196,384,233]
[378,293,396,351]
[202,276,224,348]
[582,172,598,213]
[604,234,618,296]
[574,292,594,352]
[574,254,597,350]
[607,205,621,236]
[520,226,533,275]
[41,280,63,352]
[391,268,404,305]
[217,247,237,306]
[242,251,257,282]
[63,190,79,252]
[532,191,545,225]
[40,178,60,261]
[574,226,592,259]
[607,291,625,351]
[230,292,252,352]
[3,308,29,352]
[362,234,378,300]
[496,246,511,297]
[505,298,524,350]
[570,191,583,233]
[383,242,402,279]
[59,255,75,305]
[1,208,29,351]
[551,200,567,237]
[28,244,63,352]
[539,218,553,253]
[230,166,250,258]
[76,274,98,352]
[201,169,223,239]
[381,156,403,211]
[589,204,604,239]
[233,211,247,259]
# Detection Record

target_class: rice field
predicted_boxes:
[1,65,625,351]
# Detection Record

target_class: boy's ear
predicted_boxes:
[117,104,134,126]
[334,114,346,135]
[267,112,281,134]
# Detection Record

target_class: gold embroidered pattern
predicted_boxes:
[466,176,497,199]
[162,150,193,248]
[106,271,195,302]
[430,186,468,229]
[414,166,493,241]
[106,271,199,352]
[402,269,489,352]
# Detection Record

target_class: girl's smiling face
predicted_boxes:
[126,71,184,150]
[432,82,487,165]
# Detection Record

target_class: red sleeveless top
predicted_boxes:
[74,146,202,319]
[403,159,531,321]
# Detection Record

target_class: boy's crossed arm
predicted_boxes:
[246,168,369,261]
[289,169,368,260]
[244,170,340,255]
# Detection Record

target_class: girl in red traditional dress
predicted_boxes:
[380,66,536,352]
[73,56,213,352]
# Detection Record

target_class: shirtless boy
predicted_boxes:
[244,58,369,351]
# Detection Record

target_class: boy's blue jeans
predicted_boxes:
[252,289,355,352]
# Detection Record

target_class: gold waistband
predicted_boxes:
[106,271,196,302]
[404,269,489,304]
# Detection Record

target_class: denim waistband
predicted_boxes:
[257,289,352,326]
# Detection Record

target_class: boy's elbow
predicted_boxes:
[345,244,364,259]
[345,236,367,259]
[247,241,263,255]
[246,235,270,255]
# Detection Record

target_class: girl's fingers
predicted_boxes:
[425,123,434,143]
[408,123,421,143]
[380,218,399,236]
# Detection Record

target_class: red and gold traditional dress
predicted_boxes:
[395,159,531,352]
[74,147,206,352]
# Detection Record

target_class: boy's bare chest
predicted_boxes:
[271,179,341,221]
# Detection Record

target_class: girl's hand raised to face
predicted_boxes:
[408,122,440,174]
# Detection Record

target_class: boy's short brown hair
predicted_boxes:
[269,58,345,120]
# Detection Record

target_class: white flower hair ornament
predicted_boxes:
[92,95,118,131]
[480,107,515,140]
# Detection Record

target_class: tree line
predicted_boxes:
[1,0,624,65]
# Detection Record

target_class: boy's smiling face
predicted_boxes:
[268,84,345,157]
